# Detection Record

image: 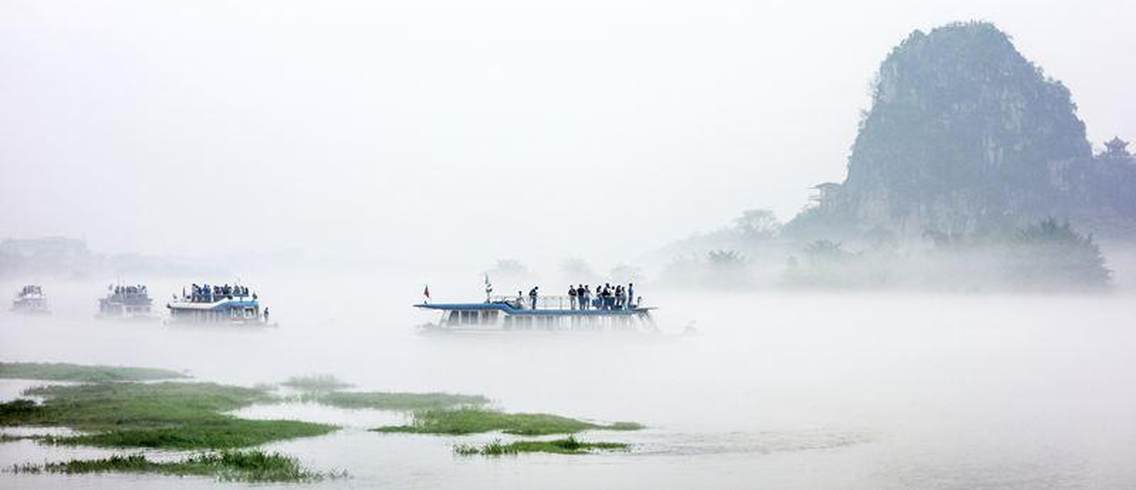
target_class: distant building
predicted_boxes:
[809,182,842,206]
[1101,136,1132,161]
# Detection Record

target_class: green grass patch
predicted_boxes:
[279,374,488,410]
[372,407,644,436]
[281,374,353,392]
[1,433,40,443]
[10,450,345,482]
[0,382,336,449]
[0,362,187,382]
[454,435,630,455]
[303,391,489,411]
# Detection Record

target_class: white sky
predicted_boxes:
[2,0,1133,268]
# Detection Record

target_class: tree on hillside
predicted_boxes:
[487,259,534,285]
[559,258,596,281]
[803,240,849,266]
[733,209,781,240]
[609,264,644,284]
[1004,218,1110,289]
[707,249,748,270]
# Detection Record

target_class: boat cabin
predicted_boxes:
[98,284,154,318]
[166,283,265,325]
[416,295,656,332]
[12,285,49,314]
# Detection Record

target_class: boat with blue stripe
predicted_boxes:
[415,295,657,333]
[165,283,272,326]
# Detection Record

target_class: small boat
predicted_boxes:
[96,284,158,321]
[165,283,272,326]
[11,285,50,314]
[415,294,657,333]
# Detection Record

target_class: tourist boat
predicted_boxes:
[165,283,272,326]
[415,294,657,333]
[11,285,50,314]
[96,284,158,321]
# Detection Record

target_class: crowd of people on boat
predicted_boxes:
[17,285,43,297]
[111,284,148,296]
[513,283,637,310]
[185,283,254,303]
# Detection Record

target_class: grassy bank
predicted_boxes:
[454,436,630,455]
[305,391,490,411]
[1,382,336,449]
[9,450,345,482]
[281,374,353,392]
[0,362,187,382]
[373,407,643,436]
[281,373,489,410]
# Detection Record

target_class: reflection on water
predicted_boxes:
[630,430,875,456]
[0,379,76,404]
[229,402,408,429]
[2,276,1136,488]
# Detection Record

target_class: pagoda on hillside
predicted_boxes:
[1101,136,1131,160]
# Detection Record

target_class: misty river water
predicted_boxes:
[2,276,1135,489]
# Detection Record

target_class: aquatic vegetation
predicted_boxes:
[48,420,336,449]
[278,374,487,410]
[9,450,345,482]
[0,382,336,449]
[304,391,489,411]
[453,435,630,455]
[0,362,187,382]
[251,382,279,392]
[281,374,353,392]
[0,399,38,419]
[372,407,643,436]
[454,439,517,455]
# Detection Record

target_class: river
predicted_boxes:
[2,276,1135,488]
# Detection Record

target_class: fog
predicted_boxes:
[2,0,1135,267]
[3,274,1136,488]
[4,1,1136,488]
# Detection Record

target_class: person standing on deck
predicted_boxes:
[579,285,589,310]
[529,287,539,310]
[516,291,524,309]
[263,307,270,324]
[568,285,577,310]
[627,283,635,309]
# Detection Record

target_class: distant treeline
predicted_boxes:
[0,237,217,279]
[653,212,1110,292]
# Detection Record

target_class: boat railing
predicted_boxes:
[491,295,577,310]
[488,295,638,311]
[177,293,255,304]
